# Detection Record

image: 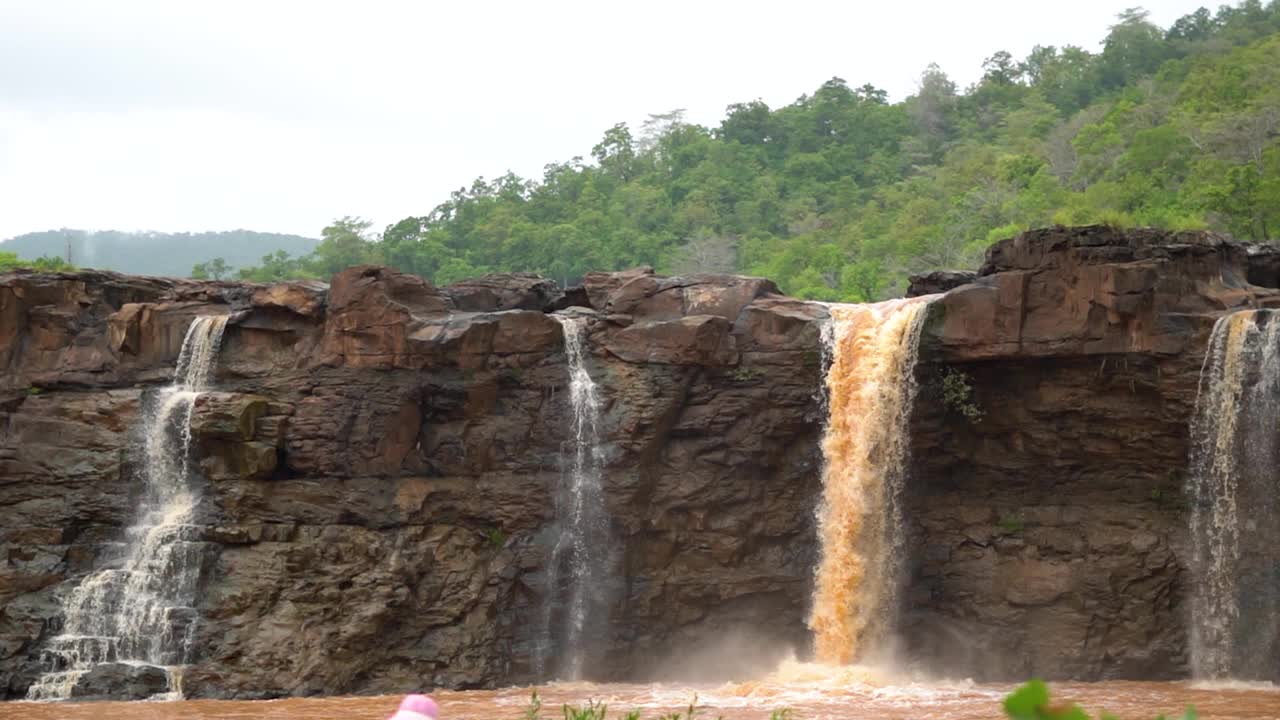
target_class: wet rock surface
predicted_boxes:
[4,226,1280,698]
[0,264,822,699]
[68,662,170,701]
[905,225,1280,680]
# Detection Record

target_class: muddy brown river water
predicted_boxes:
[7,670,1280,720]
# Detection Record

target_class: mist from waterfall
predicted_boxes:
[540,315,610,681]
[808,297,934,666]
[1188,309,1280,680]
[26,315,228,701]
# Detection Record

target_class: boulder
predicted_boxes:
[582,266,654,312]
[680,275,780,320]
[907,269,977,297]
[250,280,328,318]
[323,265,455,368]
[602,315,739,365]
[582,269,777,323]
[445,273,562,312]
[69,662,170,701]
[191,393,268,440]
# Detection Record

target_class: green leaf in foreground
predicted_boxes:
[1004,680,1197,720]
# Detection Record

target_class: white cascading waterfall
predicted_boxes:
[26,315,228,700]
[1188,309,1280,680]
[808,297,935,666]
[541,315,610,681]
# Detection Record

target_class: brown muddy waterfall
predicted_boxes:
[809,298,934,665]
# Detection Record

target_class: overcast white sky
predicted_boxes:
[0,0,1211,242]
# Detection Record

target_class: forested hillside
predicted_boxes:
[235,2,1280,299]
[0,230,317,278]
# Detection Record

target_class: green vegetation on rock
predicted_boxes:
[232,1,1280,299]
[941,367,985,423]
[998,513,1027,535]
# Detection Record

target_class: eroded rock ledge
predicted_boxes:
[2,226,1278,698]
[906,226,1280,680]
[0,263,824,698]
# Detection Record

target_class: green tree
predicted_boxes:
[227,2,1280,300]
[1099,8,1172,89]
[310,216,378,277]
[192,257,230,280]
[237,250,314,282]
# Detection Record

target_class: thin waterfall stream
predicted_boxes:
[26,315,228,701]
[542,315,610,680]
[808,297,935,666]
[1188,309,1280,680]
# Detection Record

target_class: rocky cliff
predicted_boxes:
[905,226,1280,680]
[0,264,824,698]
[2,226,1278,699]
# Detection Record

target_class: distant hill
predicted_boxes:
[0,229,318,278]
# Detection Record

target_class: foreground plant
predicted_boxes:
[1004,680,1197,720]
[521,691,766,720]
[522,680,1196,720]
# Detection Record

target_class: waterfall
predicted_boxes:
[1188,309,1280,680]
[808,297,934,666]
[27,315,228,700]
[541,315,610,680]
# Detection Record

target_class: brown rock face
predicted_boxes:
[904,225,1280,680]
[0,265,821,699]
[445,273,563,312]
[3,226,1279,698]
[907,270,978,297]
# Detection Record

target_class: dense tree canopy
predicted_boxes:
[226,1,1280,300]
